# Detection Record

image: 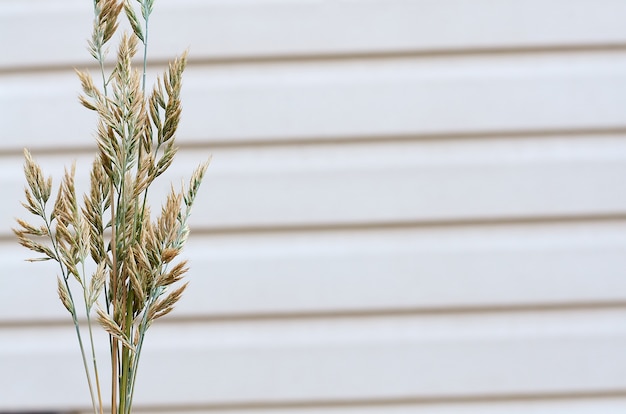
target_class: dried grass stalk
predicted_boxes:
[14,1,207,413]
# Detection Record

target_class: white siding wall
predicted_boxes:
[1,0,626,412]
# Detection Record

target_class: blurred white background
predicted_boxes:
[1,0,626,412]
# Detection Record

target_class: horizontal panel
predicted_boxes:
[2,309,626,410]
[3,53,626,150]
[3,0,626,70]
[3,220,626,322]
[82,398,626,414]
[2,136,626,235]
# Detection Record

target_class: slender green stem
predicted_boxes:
[99,56,109,99]
[126,325,145,410]
[120,7,152,411]
[126,288,158,410]
[119,290,135,414]
[40,207,98,414]
[67,298,98,414]
[110,187,119,414]
[136,0,151,242]
[82,262,104,414]
[90,6,111,410]
[117,93,132,414]
[85,311,104,414]
[114,44,140,406]
[142,11,149,93]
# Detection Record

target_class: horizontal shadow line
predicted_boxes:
[4,41,626,75]
[4,300,626,330]
[3,126,626,158]
[2,213,626,242]
[189,213,626,237]
[125,389,626,412]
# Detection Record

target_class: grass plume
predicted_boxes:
[14,1,207,413]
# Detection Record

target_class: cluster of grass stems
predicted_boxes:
[13,1,207,413]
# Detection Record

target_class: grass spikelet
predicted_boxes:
[57,276,74,313]
[146,282,188,324]
[97,306,134,351]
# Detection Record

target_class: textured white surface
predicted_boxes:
[2,309,626,411]
[3,0,626,69]
[2,137,626,235]
[3,54,626,149]
[80,399,626,414]
[3,220,626,322]
[1,0,626,413]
